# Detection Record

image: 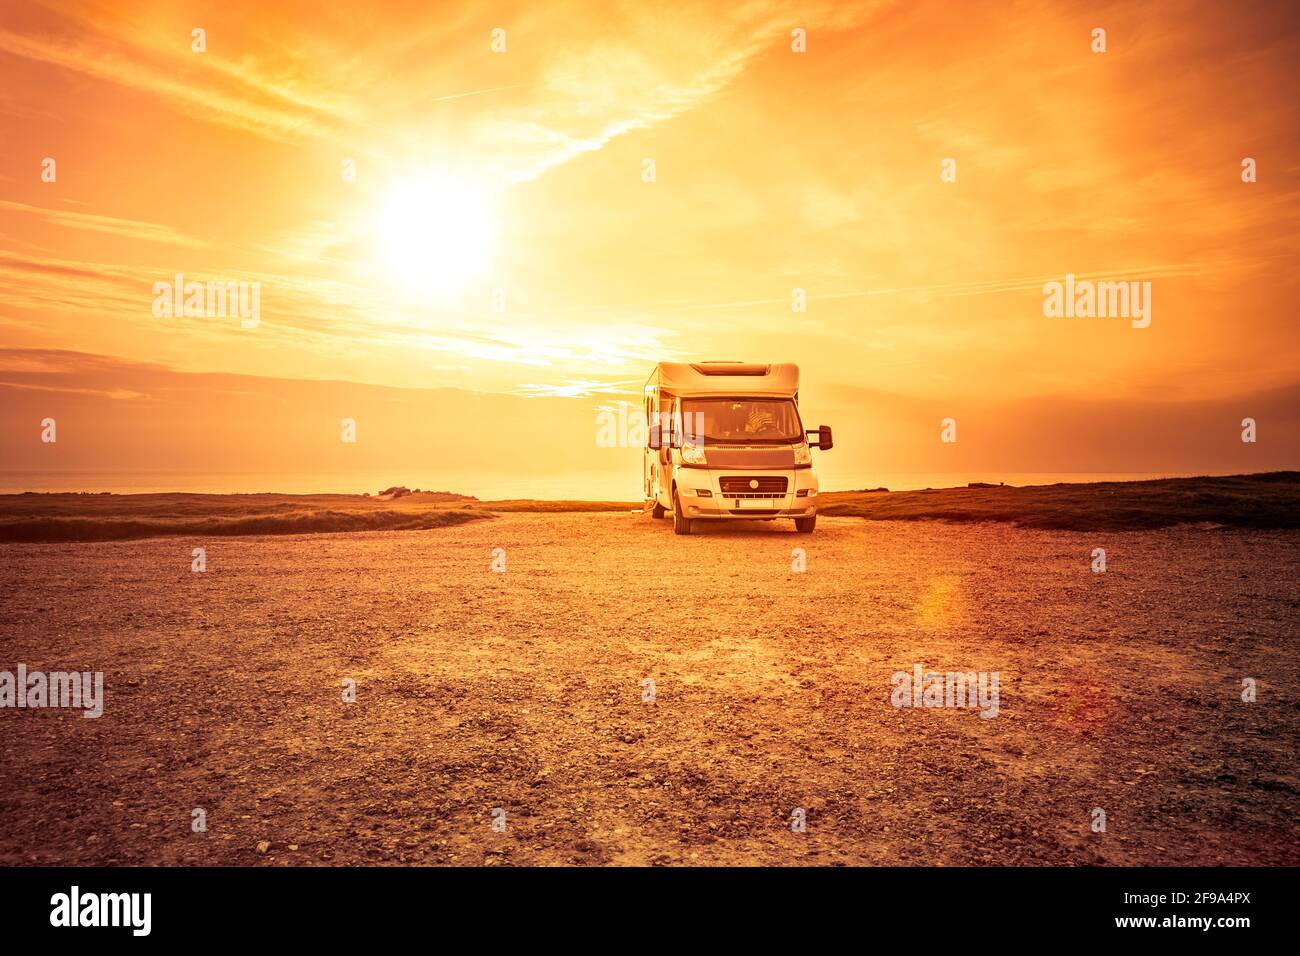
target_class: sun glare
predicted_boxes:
[371,175,497,298]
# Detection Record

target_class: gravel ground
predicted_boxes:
[1,512,1297,866]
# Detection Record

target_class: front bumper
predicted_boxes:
[675,467,818,519]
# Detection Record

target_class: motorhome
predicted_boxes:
[643,361,833,535]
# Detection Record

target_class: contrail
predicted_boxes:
[430,84,527,103]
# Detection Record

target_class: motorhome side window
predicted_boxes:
[661,394,676,442]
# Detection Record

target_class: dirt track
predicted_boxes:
[1,512,1297,865]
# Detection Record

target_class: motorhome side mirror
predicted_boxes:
[808,425,833,451]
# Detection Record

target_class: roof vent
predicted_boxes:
[690,362,770,376]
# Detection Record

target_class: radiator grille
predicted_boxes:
[719,476,789,497]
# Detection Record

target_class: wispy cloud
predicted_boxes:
[515,378,641,398]
[0,26,345,143]
[0,200,211,248]
[430,84,530,103]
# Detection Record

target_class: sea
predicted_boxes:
[0,469,1230,500]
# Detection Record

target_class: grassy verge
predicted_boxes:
[3,472,1296,541]
[818,472,1300,531]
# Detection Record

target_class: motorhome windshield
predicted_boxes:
[681,398,803,444]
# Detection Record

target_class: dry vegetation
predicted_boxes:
[0,473,1295,542]
[0,492,490,543]
[819,472,1300,531]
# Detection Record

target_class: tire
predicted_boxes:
[651,500,666,519]
[672,487,692,535]
[795,514,817,533]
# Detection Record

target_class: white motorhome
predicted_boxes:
[643,361,833,535]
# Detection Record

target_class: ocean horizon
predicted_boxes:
[0,469,1245,500]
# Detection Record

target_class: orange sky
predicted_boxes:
[1,0,1297,494]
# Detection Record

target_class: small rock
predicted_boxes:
[256,840,271,854]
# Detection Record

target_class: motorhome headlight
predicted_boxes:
[681,442,707,465]
[793,441,812,465]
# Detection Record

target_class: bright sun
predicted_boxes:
[371,175,497,298]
